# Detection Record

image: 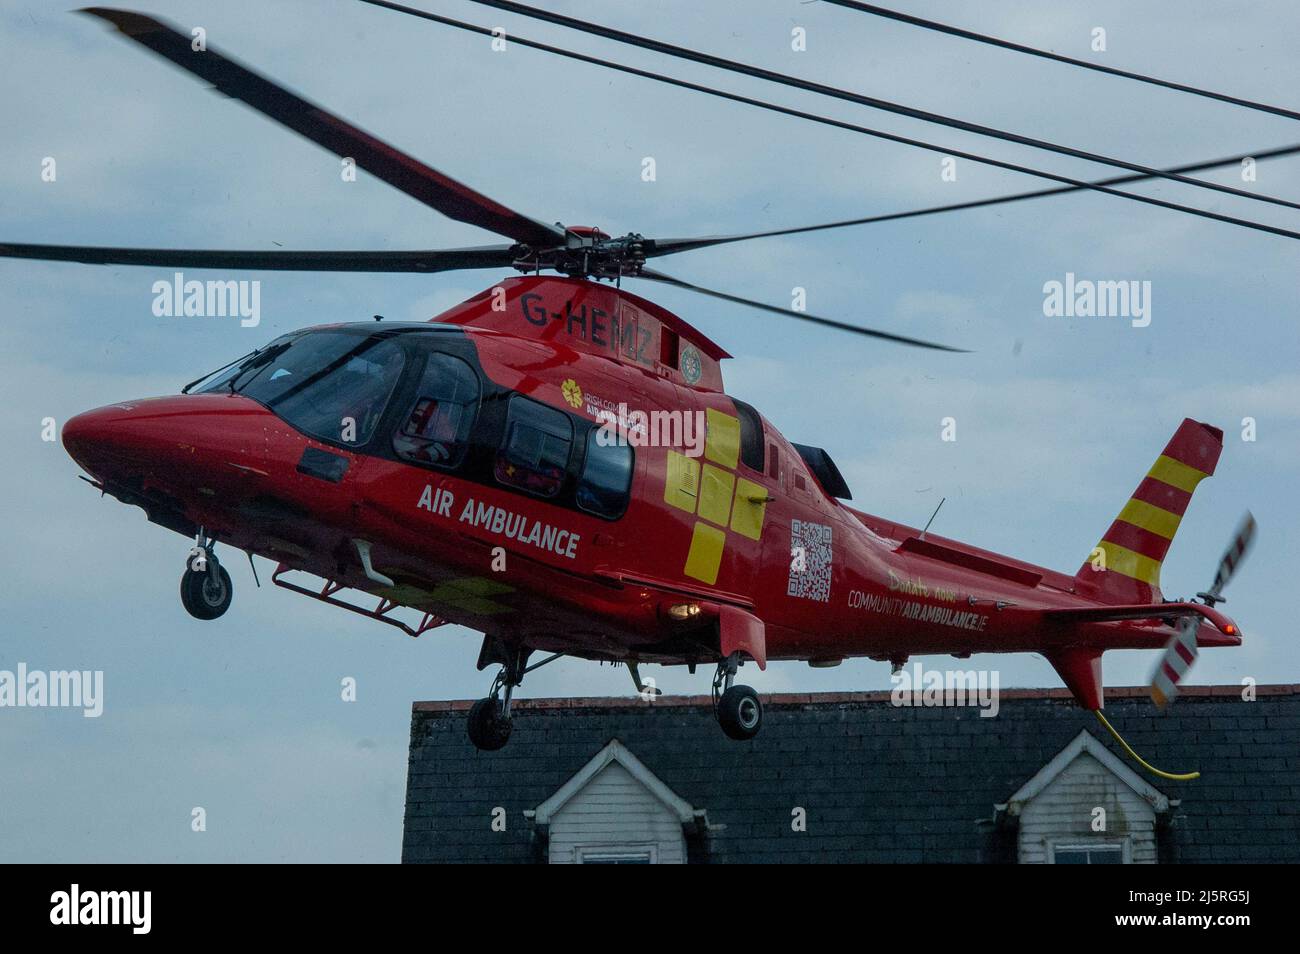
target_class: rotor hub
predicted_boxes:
[511,228,649,280]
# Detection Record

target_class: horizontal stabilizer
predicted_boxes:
[1043,600,1240,641]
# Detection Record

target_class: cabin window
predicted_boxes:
[495,396,573,498]
[732,400,765,472]
[392,352,480,468]
[576,432,634,519]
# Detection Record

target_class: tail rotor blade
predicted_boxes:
[1211,511,1257,594]
[1153,512,1256,709]
[1150,616,1199,709]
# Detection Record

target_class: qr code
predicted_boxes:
[788,519,832,602]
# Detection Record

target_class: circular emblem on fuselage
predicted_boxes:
[679,343,703,385]
[561,378,584,408]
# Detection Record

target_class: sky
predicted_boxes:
[1,0,1298,862]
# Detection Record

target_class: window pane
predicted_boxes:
[190,335,296,394]
[1088,848,1123,864]
[393,352,480,467]
[224,331,407,446]
[582,853,651,864]
[577,436,633,518]
[1053,845,1123,865]
[495,396,572,497]
[733,399,765,471]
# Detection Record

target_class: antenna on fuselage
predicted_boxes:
[920,496,946,540]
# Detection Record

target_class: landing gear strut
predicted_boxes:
[180,530,232,620]
[466,646,564,751]
[713,653,762,741]
[466,666,518,752]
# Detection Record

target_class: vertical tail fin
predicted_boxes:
[1075,419,1223,604]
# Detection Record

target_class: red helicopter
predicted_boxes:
[4,10,1255,766]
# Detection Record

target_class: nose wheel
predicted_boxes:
[713,654,763,741]
[180,533,232,620]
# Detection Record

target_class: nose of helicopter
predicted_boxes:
[62,402,149,479]
[62,394,271,484]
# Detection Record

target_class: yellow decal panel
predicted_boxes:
[429,577,515,615]
[665,408,770,585]
[730,477,767,541]
[684,522,726,585]
[704,408,740,469]
[698,464,736,527]
[664,451,701,512]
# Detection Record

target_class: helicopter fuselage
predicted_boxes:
[61,276,1239,703]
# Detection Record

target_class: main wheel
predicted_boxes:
[718,685,763,740]
[466,697,513,751]
[180,566,232,620]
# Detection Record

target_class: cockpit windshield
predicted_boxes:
[196,329,406,446]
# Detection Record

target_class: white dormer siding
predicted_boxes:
[997,730,1171,865]
[532,739,698,865]
[1018,752,1157,864]
[547,762,687,864]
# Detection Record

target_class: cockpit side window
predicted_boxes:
[494,395,574,498]
[197,330,411,447]
[392,352,480,468]
[208,330,407,447]
[733,399,765,472]
[277,338,406,447]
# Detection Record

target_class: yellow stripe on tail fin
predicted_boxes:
[1075,419,1222,605]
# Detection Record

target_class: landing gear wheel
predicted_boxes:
[466,697,512,751]
[718,685,762,740]
[181,566,232,620]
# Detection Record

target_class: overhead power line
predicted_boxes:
[650,142,1300,255]
[357,0,1300,245]
[441,0,1300,214]
[823,1,1300,124]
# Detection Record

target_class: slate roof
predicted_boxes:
[402,685,1300,863]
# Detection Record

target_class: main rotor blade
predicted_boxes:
[80,8,565,248]
[0,242,516,272]
[646,143,1300,259]
[636,268,967,352]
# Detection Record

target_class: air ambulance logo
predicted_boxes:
[663,407,768,585]
[561,378,584,409]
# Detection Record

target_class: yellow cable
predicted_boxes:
[1094,710,1201,782]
